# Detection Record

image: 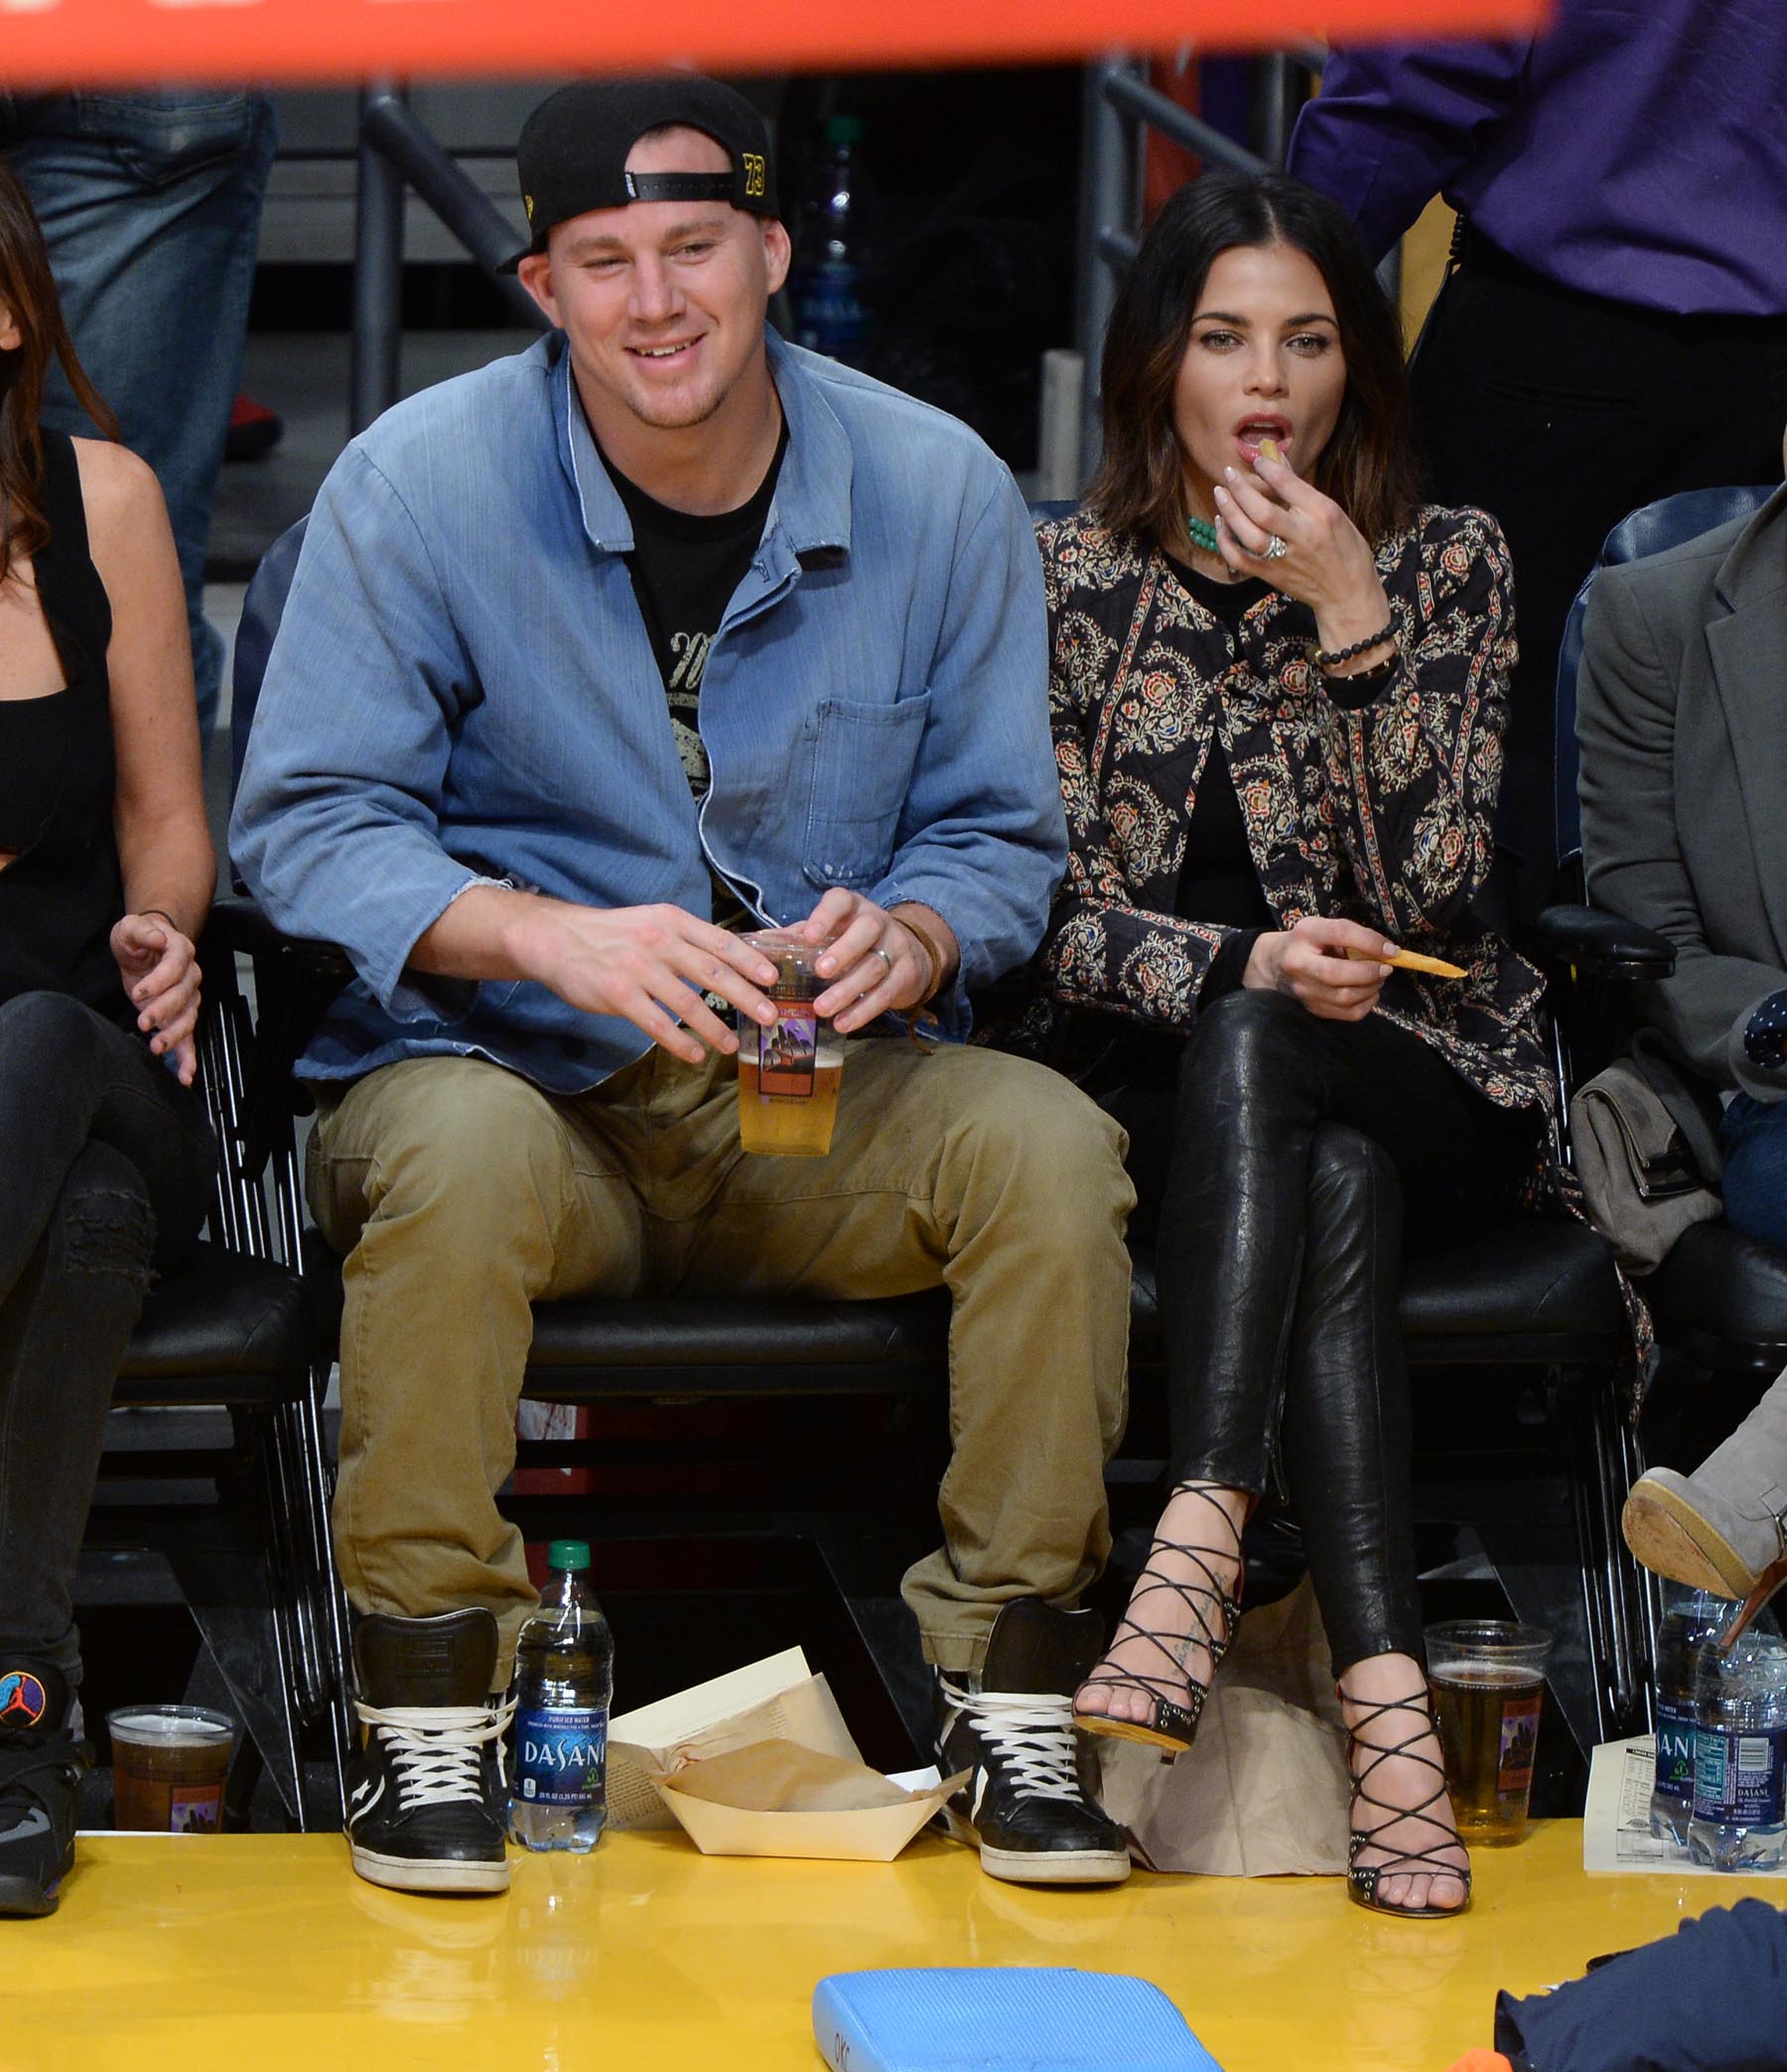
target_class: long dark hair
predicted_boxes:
[0,160,119,588]
[1086,169,1419,550]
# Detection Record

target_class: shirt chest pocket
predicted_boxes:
[801,693,932,892]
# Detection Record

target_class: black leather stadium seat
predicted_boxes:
[100,935,346,1828]
[113,1243,316,1402]
[1555,491,1787,1374]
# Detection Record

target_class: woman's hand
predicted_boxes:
[1242,916,1398,1023]
[112,911,203,1084]
[1211,449,1396,662]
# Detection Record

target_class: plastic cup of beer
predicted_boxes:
[107,1705,235,1833]
[1425,1619,1552,1844]
[737,929,846,1157]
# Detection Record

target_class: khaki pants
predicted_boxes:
[309,1037,1134,1682]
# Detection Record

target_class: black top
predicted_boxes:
[1162,559,1276,940]
[1164,556,1271,631]
[602,426,788,929]
[0,430,127,1025]
[603,425,788,802]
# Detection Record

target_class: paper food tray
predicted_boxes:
[651,1738,961,1863]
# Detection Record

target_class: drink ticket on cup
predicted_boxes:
[757,1013,818,1095]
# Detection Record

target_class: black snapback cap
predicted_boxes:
[502,76,778,272]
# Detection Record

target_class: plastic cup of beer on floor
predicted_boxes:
[737,929,847,1157]
[107,1705,235,1833]
[1424,1619,1553,1844]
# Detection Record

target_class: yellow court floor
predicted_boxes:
[15,1822,1781,2072]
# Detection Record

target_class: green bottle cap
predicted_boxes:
[548,1539,592,1573]
[827,114,865,146]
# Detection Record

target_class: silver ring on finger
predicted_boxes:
[1262,533,1290,561]
[873,947,894,980]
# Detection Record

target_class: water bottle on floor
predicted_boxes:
[1688,1605,1787,1871]
[509,1540,613,1854]
[1650,1584,1730,1846]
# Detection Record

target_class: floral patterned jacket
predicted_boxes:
[1011,504,1553,1118]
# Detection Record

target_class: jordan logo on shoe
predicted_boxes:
[0,1673,48,1727]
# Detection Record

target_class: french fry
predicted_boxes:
[1344,945,1468,980]
[1258,437,1281,462]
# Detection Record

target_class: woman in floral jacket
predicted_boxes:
[1031,172,1553,1918]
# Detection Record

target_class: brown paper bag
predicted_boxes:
[1093,1575,1350,1875]
[650,1737,967,1861]
[606,1649,864,1830]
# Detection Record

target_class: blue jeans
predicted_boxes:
[0,91,277,742]
[1719,1094,1787,1250]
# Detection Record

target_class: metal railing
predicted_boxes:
[349,80,547,436]
[1071,49,1329,483]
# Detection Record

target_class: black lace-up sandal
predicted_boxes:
[1342,1687,1472,1918]
[1071,1482,1244,1757]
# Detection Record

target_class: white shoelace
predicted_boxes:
[354,1698,516,1811]
[939,1680,1083,1804]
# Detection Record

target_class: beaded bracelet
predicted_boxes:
[1307,619,1398,670]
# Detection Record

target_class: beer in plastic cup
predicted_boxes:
[737,930,846,1157]
[107,1705,235,1833]
[1425,1619,1552,1843]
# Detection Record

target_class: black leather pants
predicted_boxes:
[1112,990,1538,1675]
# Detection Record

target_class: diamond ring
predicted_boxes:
[1262,533,1290,561]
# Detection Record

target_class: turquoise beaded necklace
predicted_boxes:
[1185,514,1220,556]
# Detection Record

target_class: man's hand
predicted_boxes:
[522,901,780,1065]
[1242,916,1397,1023]
[112,911,203,1084]
[798,890,942,1035]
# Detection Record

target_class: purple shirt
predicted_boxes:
[1287,0,1787,318]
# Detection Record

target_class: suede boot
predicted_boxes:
[1624,1367,1787,1624]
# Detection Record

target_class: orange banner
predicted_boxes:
[0,0,1550,88]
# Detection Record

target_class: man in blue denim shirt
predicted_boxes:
[233,77,1134,1898]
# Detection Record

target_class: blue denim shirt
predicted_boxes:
[231,332,1061,1091]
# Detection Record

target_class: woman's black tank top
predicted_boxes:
[0,430,127,1025]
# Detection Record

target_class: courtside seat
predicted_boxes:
[112,1243,316,1403]
[1129,1220,1624,1372]
[1645,1222,1787,1378]
[1397,1223,1626,1361]
[1554,482,1787,1384]
[299,1231,951,1402]
[300,1218,1627,1412]
[92,928,346,1830]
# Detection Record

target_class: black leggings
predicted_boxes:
[0,991,214,1652]
[1104,990,1539,1676]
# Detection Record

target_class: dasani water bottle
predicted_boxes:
[1650,1584,1730,1846]
[509,1539,613,1854]
[1688,1605,1787,1871]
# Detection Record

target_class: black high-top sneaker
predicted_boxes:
[0,1655,85,1917]
[346,1609,514,1895]
[934,1599,1131,1885]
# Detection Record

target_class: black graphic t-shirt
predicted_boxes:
[602,423,789,804]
